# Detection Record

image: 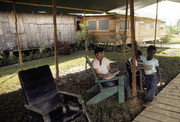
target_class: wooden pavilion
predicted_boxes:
[0,0,179,100]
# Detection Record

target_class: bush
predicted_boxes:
[166,25,179,35]
[39,42,50,53]
[58,41,71,55]
[160,35,172,43]
[0,51,3,59]
[3,55,18,66]
[76,24,94,50]
[0,48,54,67]
[0,51,3,67]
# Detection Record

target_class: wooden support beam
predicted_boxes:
[0,0,106,13]
[130,0,137,96]
[13,0,23,69]
[52,0,59,79]
[123,0,129,61]
[154,0,159,46]
[84,11,88,70]
[84,11,88,55]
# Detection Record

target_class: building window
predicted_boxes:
[160,23,165,28]
[145,21,151,30]
[88,20,97,30]
[99,20,109,30]
[120,20,129,30]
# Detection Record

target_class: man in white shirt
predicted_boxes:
[141,45,163,106]
[92,47,133,99]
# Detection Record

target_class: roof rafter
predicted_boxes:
[0,0,106,13]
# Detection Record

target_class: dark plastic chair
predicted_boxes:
[18,65,91,122]
[125,60,144,92]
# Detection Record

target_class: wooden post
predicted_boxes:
[130,0,137,96]
[123,0,129,61]
[13,1,23,69]
[84,11,88,54]
[154,0,159,47]
[84,11,88,69]
[52,0,59,79]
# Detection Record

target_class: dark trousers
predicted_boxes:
[101,75,132,98]
[145,74,158,102]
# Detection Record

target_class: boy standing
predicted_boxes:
[141,45,163,105]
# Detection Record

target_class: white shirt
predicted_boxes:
[141,56,159,75]
[92,57,110,75]
[128,57,138,66]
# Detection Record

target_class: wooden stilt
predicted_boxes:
[154,0,159,47]
[52,0,59,79]
[13,1,23,69]
[130,0,137,96]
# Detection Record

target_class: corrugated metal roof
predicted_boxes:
[0,0,179,14]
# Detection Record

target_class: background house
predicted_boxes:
[82,14,166,45]
[0,12,78,51]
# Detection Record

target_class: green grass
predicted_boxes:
[0,48,180,121]
[0,51,90,94]
[166,41,180,44]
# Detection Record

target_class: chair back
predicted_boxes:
[125,60,132,74]
[18,65,62,111]
[85,56,99,82]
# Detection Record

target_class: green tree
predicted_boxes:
[76,24,93,49]
[166,25,179,35]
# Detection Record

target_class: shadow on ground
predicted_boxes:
[0,89,28,121]
[0,69,143,122]
[0,54,179,121]
[57,69,143,122]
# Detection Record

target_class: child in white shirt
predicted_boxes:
[141,45,163,105]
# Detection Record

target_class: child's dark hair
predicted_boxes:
[137,50,142,56]
[147,45,156,52]
[94,47,104,55]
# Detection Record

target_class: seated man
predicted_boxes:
[92,47,133,100]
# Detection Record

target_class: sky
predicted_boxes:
[135,1,180,25]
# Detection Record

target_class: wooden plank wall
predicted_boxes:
[0,12,76,51]
[138,18,164,42]
[84,15,166,45]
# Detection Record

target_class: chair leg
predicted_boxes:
[118,77,125,103]
[139,71,143,92]
[118,85,124,103]
[87,84,100,93]
[83,113,91,122]
[43,115,50,122]
[86,87,117,105]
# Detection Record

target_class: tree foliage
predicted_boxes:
[166,25,179,35]
[76,24,93,47]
